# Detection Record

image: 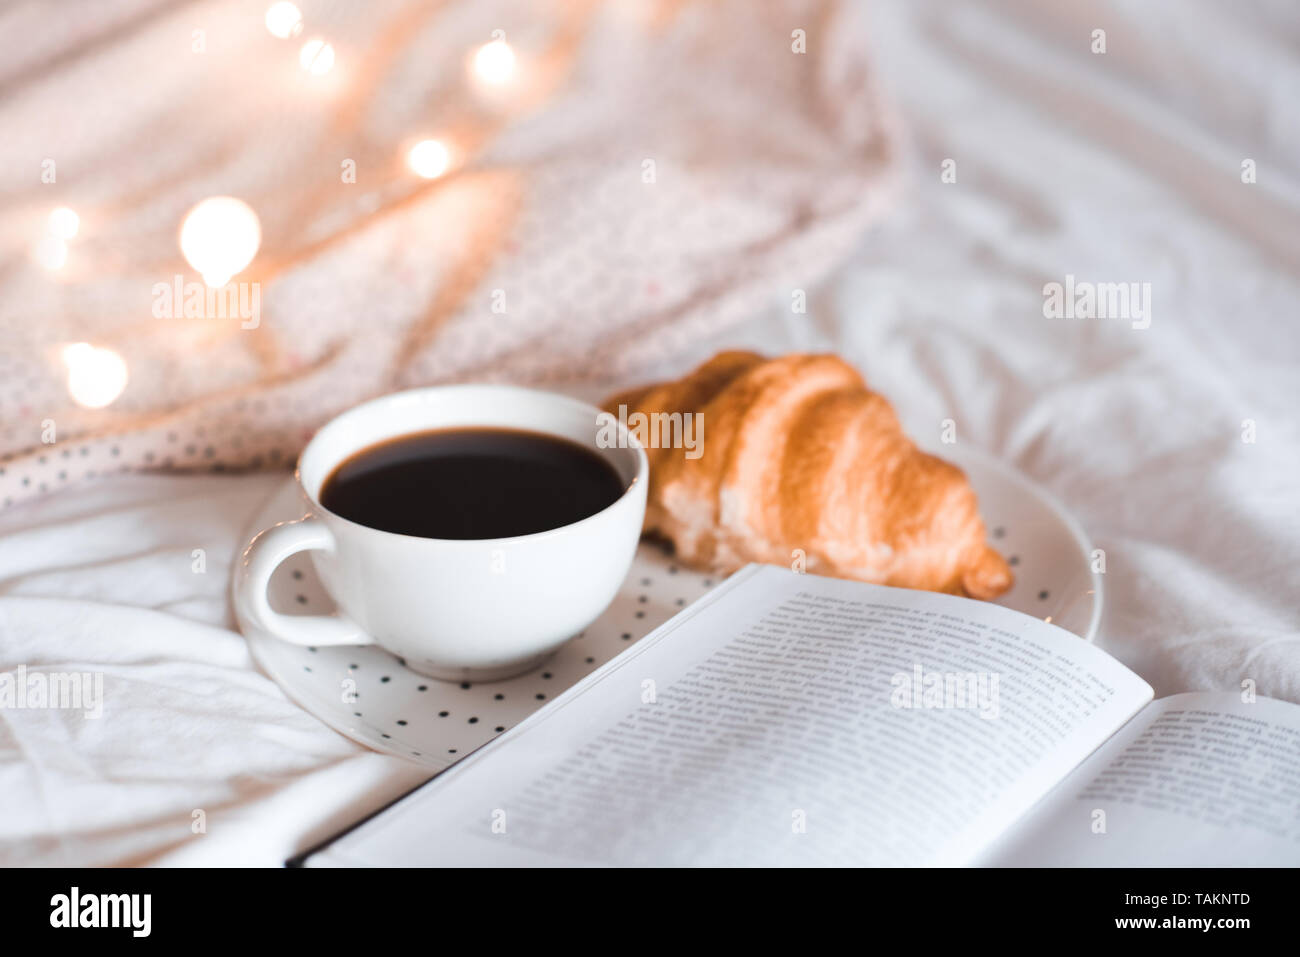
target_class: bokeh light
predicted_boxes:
[47,206,80,240]
[264,2,304,39]
[407,139,452,179]
[298,38,335,76]
[472,39,516,86]
[179,196,262,288]
[63,343,129,409]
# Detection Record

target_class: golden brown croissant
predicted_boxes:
[604,351,1013,599]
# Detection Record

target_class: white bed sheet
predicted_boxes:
[2,0,1298,866]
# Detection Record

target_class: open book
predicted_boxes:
[296,565,1300,866]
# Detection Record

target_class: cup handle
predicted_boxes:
[234,517,374,647]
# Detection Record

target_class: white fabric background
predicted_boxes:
[2,0,1298,865]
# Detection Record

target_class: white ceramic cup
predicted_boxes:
[234,385,648,681]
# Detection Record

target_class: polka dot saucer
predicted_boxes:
[234,451,1100,768]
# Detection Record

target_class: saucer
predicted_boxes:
[233,450,1101,768]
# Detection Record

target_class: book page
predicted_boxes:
[303,565,1152,867]
[980,692,1300,866]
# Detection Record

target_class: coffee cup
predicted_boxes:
[233,385,648,681]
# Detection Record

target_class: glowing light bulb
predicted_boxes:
[63,343,128,409]
[298,37,335,75]
[48,206,80,240]
[407,139,452,179]
[32,235,68,270]
[472,39,516,86]
[179,196,261,287]
[264,2,303,39]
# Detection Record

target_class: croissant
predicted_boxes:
[604,351,1013,599]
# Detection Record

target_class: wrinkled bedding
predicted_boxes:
[2,0,1297,865]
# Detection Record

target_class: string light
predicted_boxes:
[264,2,303,39]
[179,196,262,288]
[298,37,335,75]
[47,207,80,240]
[32,236,68,271]
[471,39,516,87]
[63,343,128,409]
[407,139,452,179]
[33,206,79,270]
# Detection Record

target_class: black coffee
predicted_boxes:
[320,427,626,539]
